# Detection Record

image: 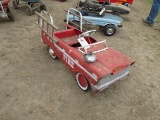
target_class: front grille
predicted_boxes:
[97,67,130,90]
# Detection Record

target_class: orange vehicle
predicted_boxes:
[97,0,133,6]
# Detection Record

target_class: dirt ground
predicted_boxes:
[0,0,160,120]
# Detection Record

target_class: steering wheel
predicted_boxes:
[79,30,96,38]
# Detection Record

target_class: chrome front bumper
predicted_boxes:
[91,67,130,92]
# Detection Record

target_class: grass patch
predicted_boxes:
[146,0,153,4]
[156,15,160,23]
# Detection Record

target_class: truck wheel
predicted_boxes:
[76,73,89,91]
[103,24,116,36]
[49,47,57,59]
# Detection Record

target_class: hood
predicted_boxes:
[95,47,134,74]
[97,55,125,74]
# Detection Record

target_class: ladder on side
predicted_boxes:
[35,11,59,43]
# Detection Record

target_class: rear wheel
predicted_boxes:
[103,24,116,36]
[7,8,14,21]
[76,73,89,91]
[49,47,57,59]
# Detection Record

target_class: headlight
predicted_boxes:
[84,52,96,63]
[120,21,123,25]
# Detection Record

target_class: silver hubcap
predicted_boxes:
[49,48,56,59]
[107,28,114,35]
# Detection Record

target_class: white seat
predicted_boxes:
[78,37,90,50]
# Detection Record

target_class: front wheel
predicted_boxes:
[103,24,116,36]
[76,73,89,91]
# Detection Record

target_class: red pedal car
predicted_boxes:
[35,11,134,92]
[0,0,14,21]
[97,0,133,6]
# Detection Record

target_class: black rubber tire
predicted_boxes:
[7,8,15,22]
[103,24,116,36]
[25,5,32,16]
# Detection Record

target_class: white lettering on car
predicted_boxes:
[63,54,74,68]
